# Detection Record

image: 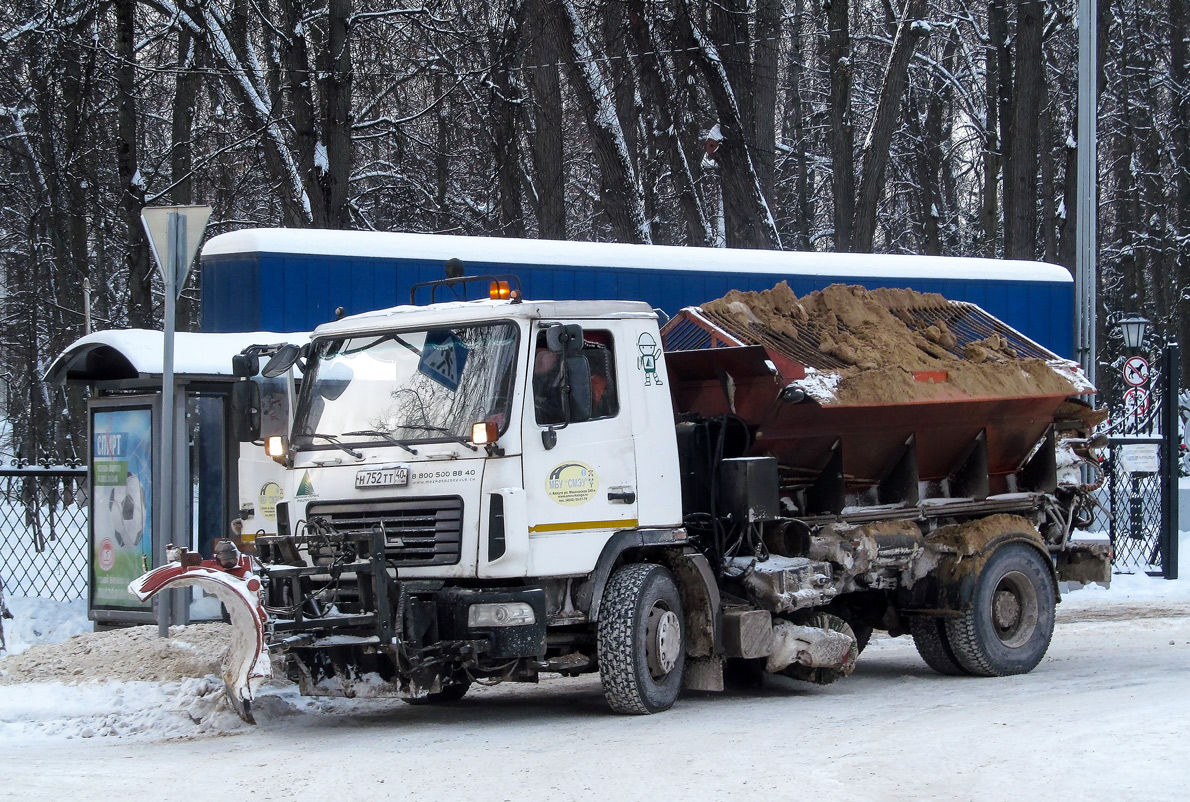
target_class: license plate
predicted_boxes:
[355,466,409,489]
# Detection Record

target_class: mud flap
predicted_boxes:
[128,562,271,724]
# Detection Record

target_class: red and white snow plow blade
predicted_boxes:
[128,546,271,724]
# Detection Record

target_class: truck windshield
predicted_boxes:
[292,322,519,449]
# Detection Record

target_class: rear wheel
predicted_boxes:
[597,564,685,714]
[911,615,969,676]
[945,543,1056,676]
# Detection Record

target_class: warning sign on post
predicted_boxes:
[1122,356,1150,387]
[1123,387,1152,421]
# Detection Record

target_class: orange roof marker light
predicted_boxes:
[490,280,512,300]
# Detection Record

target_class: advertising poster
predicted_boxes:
[90,407,153,610]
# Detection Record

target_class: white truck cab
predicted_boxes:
[275,296,683,583]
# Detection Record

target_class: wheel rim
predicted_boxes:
[990,570,1039,648]
[645,604,682,679]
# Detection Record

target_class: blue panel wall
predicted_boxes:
[201,256,262,331]
[201,251,1074,357]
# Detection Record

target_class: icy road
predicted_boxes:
[1,590,1188,802]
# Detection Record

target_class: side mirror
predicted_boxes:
[262,343,304,378]
[230,380,261,442]
[545,324,584,353]
[231,353,259,378]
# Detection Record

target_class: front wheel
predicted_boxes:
[945,543,1056,677]
[597,563,685,714]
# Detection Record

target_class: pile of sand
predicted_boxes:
[0,624,228,684]
[699,282,1085,404]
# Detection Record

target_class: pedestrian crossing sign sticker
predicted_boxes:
[418,329,469,391]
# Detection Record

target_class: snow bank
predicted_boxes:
[0,676,299,741]
[1,597,90,656]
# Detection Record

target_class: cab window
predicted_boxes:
[533,330,618,425]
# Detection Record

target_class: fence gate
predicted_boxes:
[0,464,89,600]
[1106,344,1180,578]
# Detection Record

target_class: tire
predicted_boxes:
[597,563,685,714]
[852,622,874,654]
[911,615,969,676]
[944,543,1056,677]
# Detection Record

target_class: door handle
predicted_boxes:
[607,488,636,504]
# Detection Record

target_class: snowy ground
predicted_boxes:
[1,538,1188,801]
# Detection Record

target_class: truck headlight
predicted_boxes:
[468,601,536,627]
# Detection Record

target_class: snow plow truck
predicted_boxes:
[131,275,1110,722]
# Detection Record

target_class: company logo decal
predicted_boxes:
[546,462,598,506]
[98,538,116,571]
[296,471,316,498]
[636,332,663,386]
[259,481,283,520]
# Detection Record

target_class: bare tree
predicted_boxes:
[850,0,930,252]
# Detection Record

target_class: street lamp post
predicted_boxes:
[1117,315,1151,352]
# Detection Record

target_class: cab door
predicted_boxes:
[520,322,638,576]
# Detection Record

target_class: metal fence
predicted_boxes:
[0,465,89,600]
[1106,344,1180,577]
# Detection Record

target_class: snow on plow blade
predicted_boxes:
[128,550,271,724]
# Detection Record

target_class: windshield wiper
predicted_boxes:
[341,429,419,455]
[305,433,364,459]
[396,424,479,451]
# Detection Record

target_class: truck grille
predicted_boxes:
[305,497,464,566]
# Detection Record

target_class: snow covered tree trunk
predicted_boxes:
[752,0,780,204]
[705,0,780,249]
[625,0,712,246]
[780,0,814,251]
[172,27,201,329]
[1039,76,1058,265]
[188,1,313,226]
[525,0,566,240]
[551,0,650,244]
[908,30,956,256]
[826,0,855,251]
[115,0,153,328]
[850,0,929,253]
[602,1,639,169]
[434,72,453,233]
[679,0,779,249]
[1056,132,1077,274]
[979,0,1008,256]
[280,0,328,228]
[1003,0,1043,260]
[490,0,526,238]
[318,0,354,229]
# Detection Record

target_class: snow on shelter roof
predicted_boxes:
[44,330,309,385]
[202,228,1074,284]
